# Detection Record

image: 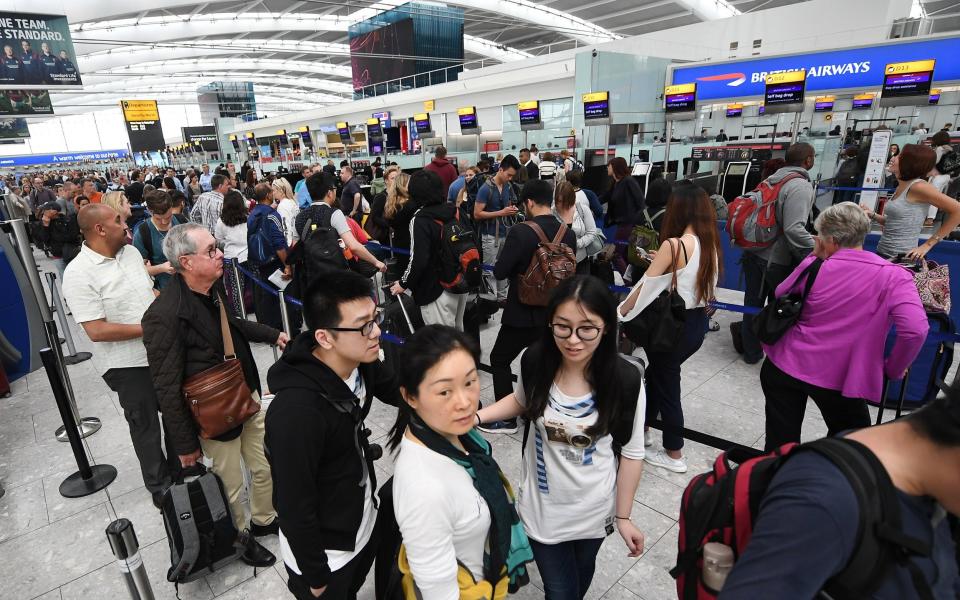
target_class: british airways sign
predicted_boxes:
[671,36,960,101]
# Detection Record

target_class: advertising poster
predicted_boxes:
[0,12,82,88]
[859,129,891,212]
[181,125,219,152]
[0,88,51,115]
[0,116,29,139]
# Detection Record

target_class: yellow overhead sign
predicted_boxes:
[228,134,237,141]
[854,93,876,100]
[931,88,942,95]
[366,118,380,125]
[423,100,435,112]
[885,60,935,74]
[413,113,429,121]
[517,101,539,110]
[336,122,349,129]
[815,95,836,102]
[582,91,608,103]
[120,100,159,122]
[244,132,255,139]
[276,129,287,136]
[764,70,805,85]
[298,125,310,132]
[457,106,476,115]
[664,84,696,96]
[727,103,743,110]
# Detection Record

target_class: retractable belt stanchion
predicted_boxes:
[106,518,156,600]
[229,259,247,319]
[45,272,92,365]
[39,347,116,497]
[275,289,292,361]
[5,218,101,441]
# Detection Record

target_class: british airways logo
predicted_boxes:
[748,61,871,83]
[696,72,747,87]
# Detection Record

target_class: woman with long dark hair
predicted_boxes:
[601,157,644,228]
[619,182,721,473]
[389,325,533,598]
[477,276,646,599]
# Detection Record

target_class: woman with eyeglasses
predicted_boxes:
[618,182,721,475]
[477,275,647,600]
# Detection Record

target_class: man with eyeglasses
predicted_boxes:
[142,222,289,568]
[265,269,402,600]
[62,204,177,508]
[480,179,577,435]
[132,190,178,290]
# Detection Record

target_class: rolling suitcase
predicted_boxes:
[876,370,909,425]
[379,291,422,371]
[879,310,954,410]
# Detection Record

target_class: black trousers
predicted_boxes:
[490,324,541,403]
[740,252,793,362]
[761,359,871,451]
[102,367,178,494]
[285,526,380,600]
[254,263,284,331]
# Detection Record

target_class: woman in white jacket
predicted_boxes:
[554,182,603,273]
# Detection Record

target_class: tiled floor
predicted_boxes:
[1,253,874,600]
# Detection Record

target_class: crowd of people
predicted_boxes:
[2,133,958,599]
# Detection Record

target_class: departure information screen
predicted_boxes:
[366,118,382,138]
[814,96,834,112]
[852,95,874,109]
[882,60,934,98]
[583,91,610,121]
[518,101,541,126]
[458,106,478,131]
[764,71,806,106]
[726,104,742,117]
[336,122,351,142]
[664,84,696,113]
[413,113,432,135]
[930,89,941,105]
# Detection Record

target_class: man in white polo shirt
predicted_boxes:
[62,203,176,507]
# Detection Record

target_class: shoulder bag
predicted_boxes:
[621,239,687,353]
[181,296,260,439]
[751,258,823,345]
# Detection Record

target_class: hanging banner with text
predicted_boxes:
[121,99,165,153]
[859,129,891,212]
[0,12,82,88]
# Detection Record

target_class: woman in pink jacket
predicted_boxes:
[762,202,928,449]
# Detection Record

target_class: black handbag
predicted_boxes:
[622,239,687,354]
[751,258,823,345]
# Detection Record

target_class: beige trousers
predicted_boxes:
[199,407,276,532]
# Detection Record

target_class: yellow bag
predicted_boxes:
[397,545,509,600]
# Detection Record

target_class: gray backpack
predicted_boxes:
[160,466,245,584]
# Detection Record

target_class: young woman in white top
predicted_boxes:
[477,276,646,600]
[272,177,299,245]
[618,182,721,474]
[390,325,533,600]
[214,190,249,317]
[553,182,602,274]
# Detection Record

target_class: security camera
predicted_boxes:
[592,49,598,58]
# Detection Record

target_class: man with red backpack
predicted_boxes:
[733,143,816,364]
[390,170,480,330]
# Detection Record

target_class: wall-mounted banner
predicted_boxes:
[671,36,960,101]
[0,89,51,115]
[121,99,165,153]
[0,116,29,139]
[0,12,82,88]
[181,125,218,152]
[0,148,129,167]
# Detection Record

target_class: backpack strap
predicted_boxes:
[522,220,550,244]
[552,222,568,244]
[169,483,200,581]
[802,438,934,600]
[198,472,230,523]
[139,220,153,262]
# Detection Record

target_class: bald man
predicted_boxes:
[62,204,178,506]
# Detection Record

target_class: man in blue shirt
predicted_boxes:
[294,164,313,209]
[248,183,291,330]
[473,154,520,302]
[199,164,213,192]
[720,391,960,598]
[446,160,469,203]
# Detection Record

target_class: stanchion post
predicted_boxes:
[278,289,292,338]
[5,219,100,441]
[45,271,92,365]
[106,519,156,600]
[229,259,247,320]
[39,347,116,497]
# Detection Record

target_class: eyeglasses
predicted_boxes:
[326,311,384,337]
[549,323,603,341]
[189,246,220,259]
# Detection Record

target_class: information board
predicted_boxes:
[336,121,352,143]
[298,126,313,149]
[664,84,696,114]
[726,104,743,117]
[366,117,383,139]
[120,99,164,153]
[413,113,432,136]
[930,89,941,105]
[814,96,835,112]
[518,101,541,129]
[763,70,805,114]
[859,129,891,211]
[880,59,934,106]
[181,125,218,152]
[582,91,610,123]
[852,94,875,110]
[458,106,479,133]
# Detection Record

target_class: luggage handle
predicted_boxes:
[876,368,910,426]
[385,288,416,334]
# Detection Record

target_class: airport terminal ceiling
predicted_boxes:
[36,0,818,116]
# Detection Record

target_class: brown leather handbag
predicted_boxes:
[181,295,260,439]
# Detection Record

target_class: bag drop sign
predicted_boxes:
[0,12,83,88]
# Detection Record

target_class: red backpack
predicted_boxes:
[672,438,936,599]
[725,172,805,249]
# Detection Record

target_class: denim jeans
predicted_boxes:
[530,537,604,600]
[740,252,792,362]
[480,233,509,301]
[645,308,709,451]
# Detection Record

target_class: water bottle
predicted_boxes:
[702,542,735,592]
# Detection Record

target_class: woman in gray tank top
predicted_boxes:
[863,143,960,260]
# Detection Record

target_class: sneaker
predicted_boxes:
[644,449,688,473]
[250,519,279,537]
[644,431,653,447]
[478,419,518,435]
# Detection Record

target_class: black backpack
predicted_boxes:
[936,149,960,178]
[138,214,187,265]
[296,205,348,287]
[160,465,245,586]
[672,438,936,600]
[432,208,482,294]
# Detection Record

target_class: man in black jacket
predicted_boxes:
[142,222,288,568]
[265,270,401,600]
[480,179,577,434]
[34,201,79,278]
[389,170,468,330]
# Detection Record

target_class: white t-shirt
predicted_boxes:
[61,243,157,375]
[214,221,248,262]
[279,369,377,574]
[514,356,646,543]
[276,198,300,244]
[394,436,491,599]
[618,234,715,321]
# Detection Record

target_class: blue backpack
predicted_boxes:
[247,214,273,265]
